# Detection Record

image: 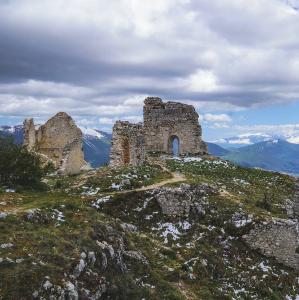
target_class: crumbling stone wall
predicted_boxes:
[23,112,89,175]
[143,97,207,156]
[109,121,145,167]
[23,118,36,151]
[110,97,207,167]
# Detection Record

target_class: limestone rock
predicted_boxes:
[23,112,90,175]
[154,183,217,217]
[243,219,299,271]
[293,180,299,218]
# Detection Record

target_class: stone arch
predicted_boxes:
[168,135,180,156]
[122,137,130,164]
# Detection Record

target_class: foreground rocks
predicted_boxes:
[244,180,299,271]
[243,219,299,271]
[23,112,90,175]
[154,183,217,217]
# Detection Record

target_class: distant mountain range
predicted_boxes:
[211,132,299,149]
[1,126,299,176]
[221,139,299,176]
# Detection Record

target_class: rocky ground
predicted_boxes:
[0,157,299,299]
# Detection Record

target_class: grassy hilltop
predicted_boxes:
[0,157,299,299]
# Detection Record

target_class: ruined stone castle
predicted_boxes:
[23,112,89,175]
[110,97,207,166]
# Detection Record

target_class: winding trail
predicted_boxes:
[114,158,186,194]
[117,171,186,194]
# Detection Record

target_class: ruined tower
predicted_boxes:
[23,112,90,175]
[143,97,207,156]
[109,97,207,167]
[109,121,145,167]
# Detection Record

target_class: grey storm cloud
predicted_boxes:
[1,0,299,119]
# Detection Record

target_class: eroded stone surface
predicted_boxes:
[23,112,89,175]
[110,121,145,167]
[154,183,217,217]
[293,180,299,218]
[243,219,299,271]
[244,180,299,271]
[110,97,207,167]
[144,97,207,156]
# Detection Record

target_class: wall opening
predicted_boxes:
[169,135,180,157]
[122,137,130,164]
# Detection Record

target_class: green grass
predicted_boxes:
[0,158,298,299]
[166,158,295,218]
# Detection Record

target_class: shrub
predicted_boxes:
[0,136,46,188]
[256,192,273,212]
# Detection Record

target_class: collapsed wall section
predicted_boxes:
[109,121,145,167]
[23,112,89,175]
[143,97,207,156]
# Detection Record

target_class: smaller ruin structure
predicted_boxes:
[23,112,89,175]
[110,97,207,167]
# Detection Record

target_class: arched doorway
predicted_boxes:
[169,135,180,157]
[122,137,130,164]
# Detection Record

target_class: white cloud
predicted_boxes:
[203,113,232,123]
[1,0,299,120]
[98,117,115,125]
[187,70,219,92]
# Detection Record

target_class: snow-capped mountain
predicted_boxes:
[79,126,105,140]
[79,126,111,167]
[0,125,24,144]
[211,133,274,148]
[211,132,299,149]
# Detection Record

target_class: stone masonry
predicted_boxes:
[109,121,145,167]
[23,112,89,175]
[110,97,207,167]
[144,97,207,156]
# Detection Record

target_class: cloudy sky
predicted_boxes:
[1,0,299,140]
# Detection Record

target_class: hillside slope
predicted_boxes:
[0,158,298,299]
[206,142,229,157]
[224,139,299,176]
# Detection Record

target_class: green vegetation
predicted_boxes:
[166,157,295,218]
[0,137,50,190]
[84,163,172,192]
[0,157,298,299]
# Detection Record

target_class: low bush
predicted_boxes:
[0,136,47,189]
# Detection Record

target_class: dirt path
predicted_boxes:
[134,172,185,191]
[115,171,186,194]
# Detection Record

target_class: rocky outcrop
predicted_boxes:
[243,219,299,271]
[244,180,299,271]
[154,183,217,217]
[293,180,299,217]
[23,112,90,175]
